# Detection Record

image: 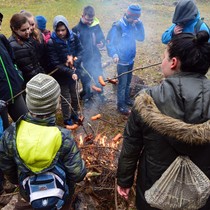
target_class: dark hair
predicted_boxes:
[168,31,210,75]
[10,13,28,30]
[0,13,3,22]
[83,6,95,17]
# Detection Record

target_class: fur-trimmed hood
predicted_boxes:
[134,93,210,145]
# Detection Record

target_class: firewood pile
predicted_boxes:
[73,132,136,210]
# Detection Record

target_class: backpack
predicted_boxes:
[106,21,122,57]
[194,18,210,34]
[19,165,69,210]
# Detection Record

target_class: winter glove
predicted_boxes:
[0,100,6,113]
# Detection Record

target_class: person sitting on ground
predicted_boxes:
[35,15,51,43]
[0,73,87,209]
[162,0,210,44]
[117,31,210,210]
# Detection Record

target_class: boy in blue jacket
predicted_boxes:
[106,4,145,115]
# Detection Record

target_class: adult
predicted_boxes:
[106,4,145,115]
[117,31,210,210]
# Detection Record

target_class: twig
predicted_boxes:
[115,178,119,210]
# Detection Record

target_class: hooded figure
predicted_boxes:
[47,15,84,126]
[162,0,210,44]
[172,0,198,24]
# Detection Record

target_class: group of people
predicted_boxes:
[0,0,209,209]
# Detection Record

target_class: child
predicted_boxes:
[162,0,210,44]
[0,73,87,209]
[117,31,210,210]
[106,4,145,115]
[72,5,106,104]
[47,15,83,125]
[35,15,51,43]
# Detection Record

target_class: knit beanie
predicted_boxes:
[35,15,47,31]
[127,4,141,19]
[26,73,60,115]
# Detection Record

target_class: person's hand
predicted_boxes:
[0,100,6,112]
[72,73,78,80]
[117,185,130,200]
[97,41,104,49]
[113,56,119,64]
[174,25,183,35]
[66,55,75,70]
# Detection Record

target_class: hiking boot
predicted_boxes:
[117,106,131,115]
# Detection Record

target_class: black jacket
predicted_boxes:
[0,34,23,101]
[72,19,105,63]
[117,72,210,210]
[47,31,83,85]
[8,35,44,84]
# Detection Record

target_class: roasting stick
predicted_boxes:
[98,62,161,86]
[6,67,59,104]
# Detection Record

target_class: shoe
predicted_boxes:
[70,112,79,123]
[64,119,74,126]
[126,99,134,107]
[117,106,131,115]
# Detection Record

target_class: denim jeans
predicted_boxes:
[117,63,133,108]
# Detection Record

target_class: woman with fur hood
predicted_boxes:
[117,31,210,210]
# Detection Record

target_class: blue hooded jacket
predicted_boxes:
[106,17,145,65]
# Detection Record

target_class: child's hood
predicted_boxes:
[172,0,198,24]
[53,15,70,31]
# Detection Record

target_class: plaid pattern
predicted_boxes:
[0,114,86,185]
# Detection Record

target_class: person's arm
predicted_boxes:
[161,24,176,44]
[0,124,18,184]
[134,19,145,41]
[62,132,87,183]
[47,39,73,76]
[117,107,144,196]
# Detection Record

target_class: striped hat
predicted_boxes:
[26,73,60,115]
[127,4,141,19]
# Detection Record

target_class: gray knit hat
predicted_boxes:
[26,73,60,115]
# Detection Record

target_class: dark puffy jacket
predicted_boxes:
[72,18,105,63]
[8,35,44,84]
[117,72,210,210]
[47,31,83,85]
[0,34,23,102]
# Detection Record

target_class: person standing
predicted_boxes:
[72,5,106,104]
[47,15,83,126]
[0,73,87,209]
[106,4,145,115]
[117,31,210,210]
[162,0,210,44]
[8,13,44,87]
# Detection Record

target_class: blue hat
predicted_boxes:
[35,15,47,31]
[127,4,141,19]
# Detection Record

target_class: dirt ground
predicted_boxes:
[1,0,210,209]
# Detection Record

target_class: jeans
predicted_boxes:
[117,63,133,108]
